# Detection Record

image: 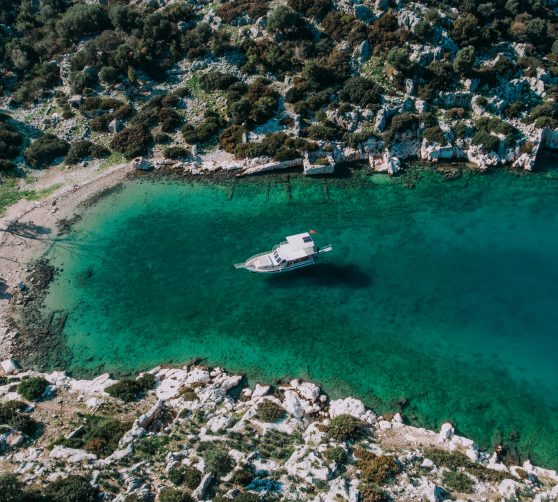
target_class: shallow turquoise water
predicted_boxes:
[45,167,558,466]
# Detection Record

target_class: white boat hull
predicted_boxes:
[235,244,332,273]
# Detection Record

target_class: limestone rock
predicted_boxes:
[50,446,97,464]
[438,422,454,442]
[1,359,20,374]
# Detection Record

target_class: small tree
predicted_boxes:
[453,46,476,75]
[24,134,69,169]
[17,377,49,401]
[267,5,303,34]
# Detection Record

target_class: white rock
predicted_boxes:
[136,400,162,429]
[499,479,521,499]
[207,415,235,433]
[438,422,454,441]
[192,473,213,500]
[50,445,97,464]
[283,391,303,419]
[329,397,366,419]
[252,384,270,399]
[297,382,321,402]
[69,373,117,395]
[285,446,330,482]
[1,359,20,374]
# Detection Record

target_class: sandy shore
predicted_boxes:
[0,162,131,354]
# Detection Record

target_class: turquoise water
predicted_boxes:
[44,166,558,467]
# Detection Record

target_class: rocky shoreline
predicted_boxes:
[0,361,557,501]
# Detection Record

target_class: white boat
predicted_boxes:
[234,232,332,273]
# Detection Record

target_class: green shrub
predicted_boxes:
[199,71,239,92]
[441,470,475,494]
[255,400,287,422]
[57,4,110,41]
[326,414,366,442]
[159,108,182,132]
[0,401,37,435]
[231,466,254,487]
[339,77,382,107]
[105,375,154,403]
[179,387,197,401]
[323,446,347,466]
[168,465,202,488]
[359,484,391,502]
[472,130,500,153]
[43,475,99,502]
[158,488,194,502]
[110,126,151,159]
[0,473,24,501]
[17,377,48,401]
[66,140,110,165]
[267,5,303,34]
[232,493,259,502]
[53,415,130,458]
[422,126,445,144]
[24,134,69,169]
[423,447,509,483]
[202,445,235,476]
[99,66,119,84]
[0,120,23,160]
[163,146,190,160]
[356,450,400,484]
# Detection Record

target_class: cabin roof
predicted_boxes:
[277,233,315,261]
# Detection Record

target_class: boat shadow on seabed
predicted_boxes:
[266,263,372,289]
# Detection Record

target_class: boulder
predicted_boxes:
[283,391,303,419]
[296,382,321,402]
[136,400,162,429]
[438,422,454,441]
[252,384,270,399]
[1,359,20,374]
[330,397,366,419]
[192,473,213,501]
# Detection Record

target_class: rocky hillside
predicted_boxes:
[0,361,557,501]
[1,0,558,183]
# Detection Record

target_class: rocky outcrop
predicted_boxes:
[0,362,556,501]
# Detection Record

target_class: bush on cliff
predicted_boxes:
[17,377,48,401]
[0,400,38,435]
[105,374,155,403]
[168,465,202,489]
[442,470,475,494]
[24,134,70,169]
[52,415,130,457]
[158,488,194,502]
[43,475,99,502]
[200,444,234,476]
[326,414,367,442]
[355,450,400,484]
[0,473,24,501]
[255,400,287,423]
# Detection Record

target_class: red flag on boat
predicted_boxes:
[309,229,317,234]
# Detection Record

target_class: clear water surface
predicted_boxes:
[44,166,558,467]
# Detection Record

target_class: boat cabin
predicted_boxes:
[273,233,316,265]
